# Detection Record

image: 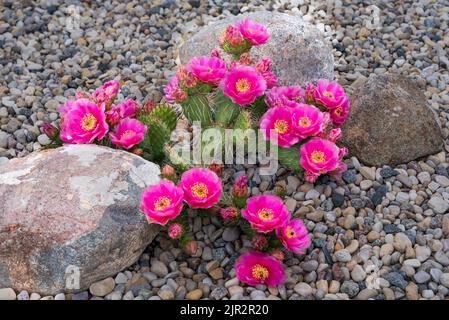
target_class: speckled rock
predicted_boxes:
[0,144,161,295]
[341,74,443,166]
[178,11,334,86]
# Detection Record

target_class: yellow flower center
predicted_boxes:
[251,264,269,281]
[334,107,343,116]
[323,91,334,99]
[257,208,274,221]
[274,119,288,134]
[81,113,97,131]
[191,182,208,199]
[285,226,296,238]
[236,78,251,93]
[298,117,311,128]
[311,150,326,163]
[121,130,135,138]
[154,196,171,211]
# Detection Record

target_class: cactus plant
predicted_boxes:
[181,94,212,127]
[147,104,178,131]
[213,90,240,127]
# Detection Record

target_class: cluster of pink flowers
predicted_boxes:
[165,19,276,106]
[260,79,350,182]
[58,80,147,150]
[141,167,222,236]
[233,192,310,286]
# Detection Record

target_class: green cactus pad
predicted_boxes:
[212,90,240,127]
[277,145,303,173]
[181,94,212,127]
[141,117,171,160]
[147,104,178,131]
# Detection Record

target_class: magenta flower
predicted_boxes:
[313,79,347,110]
[260,107,299,147]
[220,65,267,106]
[109,118,147,150]
[300,137,345,182]
[305,82,316,104]
[164,76,187,102]
[106,99,139,125]
[235,251,285,286]
[291,103,329,139]
[168,223,184,239]
[92,80,120,107]
[179,168,222,209]
[241,195,290,233]
[266,86,305,108]
[255,59,277,89]
[276,219,311,254]
[140,179,184,226]
[187,56,227,84]
[59,99,109,144]
[327,128,342,142]
[329,96,350,126]
[221,25,244,46]
[237,18,269,45]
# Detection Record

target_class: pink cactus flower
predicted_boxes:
[260,107,299,147]
[220,207,239,221]
[300,137,346,181]
[255,59,277,88]
[291,103,329,139]
[92,80,120,107]
[304,82,316,104]
[179,168,222,209]
[140,179,184,226]
[59,99,109,144]
[109,118,147,150]
[221,25,244,46]
[326,128,342,142]
[237,19,270,45]
[313,79,347,110]
[168,223,184,239]
[164,76,182,102]
[265,86,305,108]
[276,219,311,254]
[232,175,248,198]
[106,99,140,125]
[187,56,227,84]
[235,251,285,286]
[241,195,290,233]
[220,65,267,105]
[329,96,350,126]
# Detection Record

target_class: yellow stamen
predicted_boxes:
[154,196,171,211]
[285,226,296,238]
[274,119,288,134]
[323,91,334,99]
[334,107,343,116]
[257,208,274,221]
[121,130,135,138]
[298,117,311,128]
[251,264,269,281]
[191,182,208,199]
[236,79,251,93]
[311,150,326,163]
[81,113,97,131]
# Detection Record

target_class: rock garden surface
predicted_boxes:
[1,0,449,300]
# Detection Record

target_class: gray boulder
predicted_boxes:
[341,74,443,167]
[178,11,334,86]
[0,144,160,295]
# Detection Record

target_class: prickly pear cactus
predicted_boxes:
[213,90,240,127]
[181,94,212,127]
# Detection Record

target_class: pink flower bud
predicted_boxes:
[232,175,248,198]
[220,207,238,221]
[251,234,268,251]
[42,122,59,140]
[271,249,285,261]
[168,223,183,239]
[327,128,342,142]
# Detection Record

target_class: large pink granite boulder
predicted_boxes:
[0,144,160,295]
